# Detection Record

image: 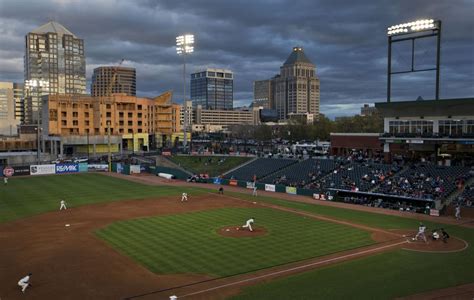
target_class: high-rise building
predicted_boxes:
[191,68,233,110]
[24,21,86,124]
[253,79,274,109]
[13,83,24,123]
[0,82,21,135]
[274,47,320,120]
[255,47,320,120]
[91,66,137,96]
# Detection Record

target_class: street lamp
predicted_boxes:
[176,34,194,152]
[25,79,49,163]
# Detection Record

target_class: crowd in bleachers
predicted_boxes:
[224,153,473,203]
[455,184,474,207]
[375,165,472,201]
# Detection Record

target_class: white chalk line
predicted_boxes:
[177,240,408,298]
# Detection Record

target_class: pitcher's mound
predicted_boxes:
[218,226,267,237]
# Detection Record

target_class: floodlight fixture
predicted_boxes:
[387,19,439,36]
[176,34,194,55]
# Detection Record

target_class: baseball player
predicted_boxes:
[455,205,461,220]
[4,177,7,184]
[218,187,224,194]
[60,199,67,210]
[252,185,258,196]
[242,217,255,232]
[181,192,188,202]
[413,223,427,243]
[18,273,32,293]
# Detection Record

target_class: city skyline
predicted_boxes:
[0,0,473,118]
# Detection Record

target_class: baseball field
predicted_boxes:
[0,173,473,299]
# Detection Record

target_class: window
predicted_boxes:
[84,112,89,118]
[73,112,78,117]
[61,120,67,126]
[128,112,132,118]
[106,112,111,118]
[128,121,133,126]
[73,120,78,126]
[61,112,67,117]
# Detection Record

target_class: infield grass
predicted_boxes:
[96,207,374,277]
[0,173,204,223]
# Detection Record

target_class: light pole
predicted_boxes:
[25,79,49,164]
[176,34,194,153]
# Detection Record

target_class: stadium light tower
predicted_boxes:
[176,34,194,152]
[386,19,442,102]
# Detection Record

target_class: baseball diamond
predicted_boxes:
[0,173,473,300]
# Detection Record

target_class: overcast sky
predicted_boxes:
[0,0,473,118]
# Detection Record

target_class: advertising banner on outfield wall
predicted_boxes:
[229,179,238,186]
[55,163,79,174]
[12,166,31,176]
[213,177,222,185]
[78,163,88,172]
[30,164,56,176]
[88,164,109,172]
[430,209,440,216]
[130,165,141,174]
[246,182,255,189]
[265,184,276,192]
[285,186,297,195]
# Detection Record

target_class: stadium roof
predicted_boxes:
[31,21,77,38]
[284,47,314,65]
[375,98,474,118]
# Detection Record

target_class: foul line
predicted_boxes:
[177,240,408,298]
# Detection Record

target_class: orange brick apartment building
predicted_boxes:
[41,92,181,155]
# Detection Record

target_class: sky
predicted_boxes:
[0,0,473,118]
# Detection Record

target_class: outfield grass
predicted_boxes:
[169,155,252,177]
[0,173,204,223]
[96,207,374,277]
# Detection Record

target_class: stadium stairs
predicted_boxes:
[156,156,193,175]
[222,157,259,177]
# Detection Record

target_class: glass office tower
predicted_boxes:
[190,68,233,110]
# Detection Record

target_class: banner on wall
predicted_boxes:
[430,209,440,217]
[229,179,238,186]
[88,164,109,172]
[78,163,88,172]
[3,166,14,177]
[264,184,276,192]
[285,186,297,195]
[130,165,141,174]
[313,193,320,200]
[213,177,222,185]
[246,182,255,189]
[55,163,79,174]
[30,164,56,176]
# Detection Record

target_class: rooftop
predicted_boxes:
[283,47,314,65]
[31,21,77,38]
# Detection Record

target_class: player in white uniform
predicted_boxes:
[4,176,8,184]
[455,205,461,220]
[413,223,427,242]
[18,273,32,293]
[60,199,67,210]
[252,185,258,196]
[181,192,188,202]
[242,218,255,232]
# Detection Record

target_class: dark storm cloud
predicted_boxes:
[0,0,473,118]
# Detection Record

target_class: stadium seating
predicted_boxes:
[224,158,297,181]
[375,165,472,201]
[261,158,337,188]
